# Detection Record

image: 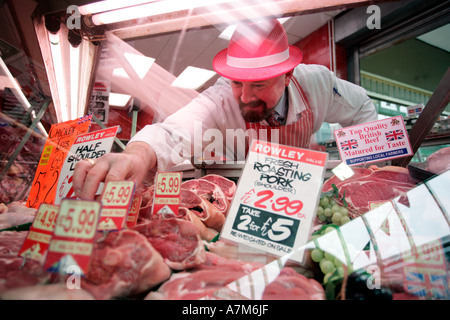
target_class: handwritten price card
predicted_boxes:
[152,172,182,217]
[334,115,413,166]
[26,115,92,208]
[98,180,136,231]
[44,199,101,275]
[19,203,59,263]
[221,140,328,263]
[55,126,119,204]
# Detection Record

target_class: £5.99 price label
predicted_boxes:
[98,180,136,231]
[44,199,101,275]
[19,203,59,263]
[152,172,182,217]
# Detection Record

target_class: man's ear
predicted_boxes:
[285,69,294,86]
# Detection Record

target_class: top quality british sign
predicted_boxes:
[334,115,413,166]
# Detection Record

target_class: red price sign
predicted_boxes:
[45,199,101,274]
[19,203,59,262]
[241,189,304,217]
[155,172,181,196]
[99,181,136,231]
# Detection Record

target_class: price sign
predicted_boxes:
[221,140,327,263]
[98,180,136,231]
[26,115,92,208]
[19,203,59,263]
[126,196,142,228]
[44,199,101,275]
[152,172,182,217]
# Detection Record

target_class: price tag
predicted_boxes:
[126,196,142,228]
[19,203,59,263]
[152,172,182,217]
[98,180,136,231]
[26,115,92,208]
[221,140,328,263]
[44,199,101,275]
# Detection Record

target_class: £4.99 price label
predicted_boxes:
[19,203,59,263]
[98,180,136,231]
[44,199,101,275]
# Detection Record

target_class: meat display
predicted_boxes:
[201,174,237,202]
[181,178,229,214]
[132,218,206,270]
[81,229,171,300]
[426,146,450,174]
[145,252,325,300]
[321,165,417,217]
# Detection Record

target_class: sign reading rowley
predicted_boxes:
[220,140,328,263]
[334,116,413,166]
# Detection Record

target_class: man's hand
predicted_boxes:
[73,142,156,200]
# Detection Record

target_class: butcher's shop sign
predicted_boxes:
[334,115,413,166]
[221,140,328,263]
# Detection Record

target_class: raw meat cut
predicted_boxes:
[261,267,325,300]
[178,207,219,242]
[0,255,49,292]
[0,201,37,230]
[0,231,28,255]
[81,229,171,300]
[145,252,263,300]
[0,283,95,300]
[181,178,229,214]
[426,147,450,174]
[145,252,324,300]
[322,165,416,217]
[201,174,237,202]
[133,217,206,270]
[179,188,225,231]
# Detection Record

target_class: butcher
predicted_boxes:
[74,19,377,200]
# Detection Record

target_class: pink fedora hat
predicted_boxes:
[213,19,302,81]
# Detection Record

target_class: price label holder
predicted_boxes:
[221,140,328,263]
[98,180,136,231]
[44,199,101,275]
[152,172,182,218]
[126,195,142,228]
[19,203,59,263]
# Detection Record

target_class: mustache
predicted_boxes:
[239,99,265,109]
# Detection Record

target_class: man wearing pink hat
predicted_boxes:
[74,19,377,200]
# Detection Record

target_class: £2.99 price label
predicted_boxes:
[221,140,327,263]
[98,180,136,231]
[44,199,101,275]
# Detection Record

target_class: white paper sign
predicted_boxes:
[220,140,328,263]
[55,126,119,204]
[334,116,413,166]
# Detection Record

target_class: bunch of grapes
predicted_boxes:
[309,227,353,284]
[316,194,351,226]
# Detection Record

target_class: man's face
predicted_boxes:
[231,72,292,123]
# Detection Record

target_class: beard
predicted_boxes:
[239,99,272,123]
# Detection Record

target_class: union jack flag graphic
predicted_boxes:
[404,266,449,299]
[340,139,358,150]
[385,129,405,141]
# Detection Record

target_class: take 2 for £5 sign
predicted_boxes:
[221,140,328,263]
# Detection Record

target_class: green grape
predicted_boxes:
[329,198,336,207]
[316,206,324,216]
[334,257,343,268]
[341,216,351,225]
[336,267,344,277]
[324,208,332,217]
[320,196,329,207]
[320,259,335,274]
[323,227,335,234]
[331,204,340,213]
[324,251,334,261]
[310,249,324,262]
[332,212,342,224]
[323,272,333,284]
[339,207,349,216]
[317,214,327,222]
